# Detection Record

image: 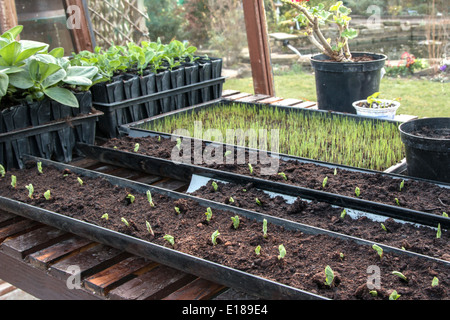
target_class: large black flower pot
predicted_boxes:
[399,117,450,183]
[310,52,387,114]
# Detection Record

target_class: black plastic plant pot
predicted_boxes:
[2,156,448,300]
[155,70,172,114]
[310,52,387,114]
[184,63,200,106]
[399,117,450,183]
[139,72,159,118]
[169,66,186,110]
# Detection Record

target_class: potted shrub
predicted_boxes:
[281,0,387,114]
[352,92,401,120]
[0,26,102,169]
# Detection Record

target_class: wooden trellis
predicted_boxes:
[87,0,149,48]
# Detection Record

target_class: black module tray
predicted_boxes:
[1,156,448,300]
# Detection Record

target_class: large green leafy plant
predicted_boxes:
[281,0,358,62]
[0,26,99,108]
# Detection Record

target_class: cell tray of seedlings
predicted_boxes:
[0,157,448,300]
[77,132,450,230]
[120,99,407,172]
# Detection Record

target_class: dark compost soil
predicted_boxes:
[0,162,448,300]
[103,136,450,217]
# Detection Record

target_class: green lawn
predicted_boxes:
[224,72,449,118]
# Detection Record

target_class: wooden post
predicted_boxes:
[242,0,275,96]
[0,0,18,35]
[63,0,96,52]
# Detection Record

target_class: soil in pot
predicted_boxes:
[102,136,450,217]
[0,162,448,300]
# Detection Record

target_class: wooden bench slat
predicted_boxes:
[256,96,285,104]
[1,226,68,260]
[221,89,240,97]
[0,219,42,244]
[49,244,127,281]
[109,265,196,300]
[83,256,155,296]
[162,278,226,300]
[271,98,303,106]
[227,92,253,101]
[28,236,93,270]
[291,101,317,109]
[233,94,271,103]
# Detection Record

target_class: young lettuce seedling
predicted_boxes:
[334,168,337,176]
[372,244,383,260]
[146,190,155,207]
[146,221,154,236]
[121,217,130,227]
[262,219,268,239]
[436,223,442,239]
[205,207,213,221]
[255,245,261,256]
[126,194,135,204]
[229,196,235,204]
[278,244,286,260]
[248,163,253,175]
[399,180,405,191]
[324,265,334,287]
[25,184,34,199]
[164,234,175,246]
[355,187,361,197]
[174,207,181,215]
[392,271,408,282]
[37,162,43,174]
[443,212,448,218]
[389,290,401,300]
[255,198,262,206]
[322,176,328,189]
[432,277,439,287]
[134,143,140,152]
[11,175,16,188]
[211,181,218,192]
[101,213,109,220]
[231,215,240,229]
[340,209,347,220]
[77,177,83,186]
[278,172,288,181]
[211,230,220,246]
[44,190,51,200]
[0,164,5,178]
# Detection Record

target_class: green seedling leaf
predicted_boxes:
[392,271,408,282]
[372,244,383,259]
[339,252,345,260]
[255,198,262,206]
[248,163,253,174]
[324,265,334,287]
[399,180,405,191]
[121,217,130,227]
[0,164,5,178]
[134,143,140,152]
[175,138,182,150]
[174,207,181,215]
[322,176,328,188]
[436,223,441,239]
[25,184,34,199]
[334,168,337,176]
[340,209,347,220]
[443,212,448,218]
[11,175,16,188]
[211,181,218,192]
[224,150,232,157]
[389,290,401,300]
[355,187,360,197]
[146,190,155,207]
[231,215,240,229]
[255,245,261,256]
[37,162,43,174]
[278,172,287,181]
[263,219,268,238]
[278,244,286,260]
[395,198,400,206]
[205,207,213,221]
[101,213,109,220]
[229,196,235,204]
[211,230,220,246]
[432,277,439,287]
[43,190,51,200]
[369,290,378,297]
[146,221,154,236]
[164,234,175,246]
[381,223,388,232]
[44,87,79,108]
[126,194,135,204]
[77,177,83,186]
